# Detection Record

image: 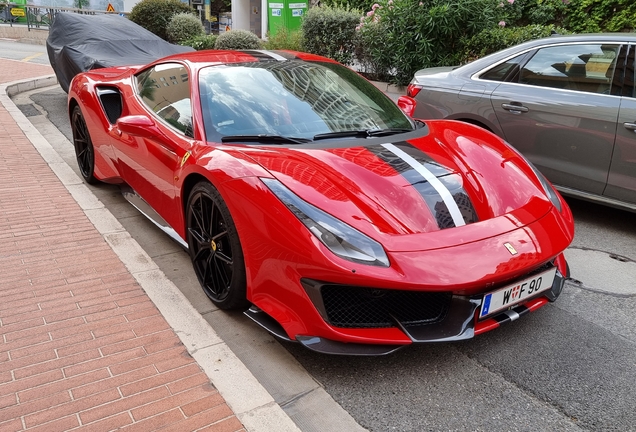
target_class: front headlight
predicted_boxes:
[527,163,562,212]
[503,141,563,213]
[262,178,390,267]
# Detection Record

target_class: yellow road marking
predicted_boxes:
[21,52,43,62]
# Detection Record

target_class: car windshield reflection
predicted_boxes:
[198,60,413,143]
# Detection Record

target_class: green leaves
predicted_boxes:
[301,5,361,65]
[298,0,634,86]
[181,34,218,50]
[357,0,499,85]
[565,0,636,33]
[460,24,571,62]
[167,12,205,44]
[214,29,262,50]
[129,0,195,40]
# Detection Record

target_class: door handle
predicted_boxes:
[623,122,636,132]
[502,103,529,114]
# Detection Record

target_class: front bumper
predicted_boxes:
[245,265,567,355]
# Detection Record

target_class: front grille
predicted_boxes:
[321,285,452,328]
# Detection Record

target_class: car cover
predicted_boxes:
[46,13,195,93]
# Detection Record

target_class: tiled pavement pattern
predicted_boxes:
[0,59,245,431]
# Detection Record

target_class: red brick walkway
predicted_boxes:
[0,59,244,431]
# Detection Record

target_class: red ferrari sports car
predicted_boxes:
[68,49,574,355]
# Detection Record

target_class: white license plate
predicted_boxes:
[479,267,557,319]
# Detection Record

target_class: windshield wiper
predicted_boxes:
[221,134,311,144]
[313,128,413,141]
[367,128,414,137]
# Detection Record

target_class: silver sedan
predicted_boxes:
[400,34,636,212]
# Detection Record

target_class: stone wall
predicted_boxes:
[0,25,49,45]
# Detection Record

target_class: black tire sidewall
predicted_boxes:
[186,181,248,310]
[71,105,97,184]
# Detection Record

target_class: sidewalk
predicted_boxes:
[0,59,297,431]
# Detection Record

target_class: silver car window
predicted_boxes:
[480,53,529,82]
[519,44,620,95]
[136,63,194,138]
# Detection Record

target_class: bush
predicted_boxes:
[214,29,262,49]
[357,0,500,86]
[181,34,218,50]
[129,0,194,40]
[460,24,571,63]
[564,0,636,33]
[319,0,375,14]
[263,27,303,52]
[301,5,360,65]
[166,12,204,43]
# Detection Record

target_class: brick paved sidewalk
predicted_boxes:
[0,60,245,431]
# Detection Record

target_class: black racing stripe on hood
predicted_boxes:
[368,142,478,230]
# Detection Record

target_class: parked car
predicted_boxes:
[47,13,192,93]
[399,34,636,212]
[68,48,574,355]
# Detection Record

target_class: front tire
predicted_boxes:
[186,182,248,310]
[71,105,98,184]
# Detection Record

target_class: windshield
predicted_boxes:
[198,60,413,143]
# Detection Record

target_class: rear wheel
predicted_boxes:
[71,105,97,184]
[186,182,248,309]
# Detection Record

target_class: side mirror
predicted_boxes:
[116,115,159,139]
[397,96,417,118]
[116,115,177,151]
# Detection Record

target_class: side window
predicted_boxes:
[136,63,193,137]
[518,44,620,95]
[480,53,529,82]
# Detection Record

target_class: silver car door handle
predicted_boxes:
[623,122,636,132]
[501,103,529,114]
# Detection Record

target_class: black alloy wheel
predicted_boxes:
[71,105,97,184]
[186,182,248,310]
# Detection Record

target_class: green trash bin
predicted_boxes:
[268,0,307,37]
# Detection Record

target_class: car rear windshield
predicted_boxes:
[198,60,413,143]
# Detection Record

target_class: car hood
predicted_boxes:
[237,121,554,252]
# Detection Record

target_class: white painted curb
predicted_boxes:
[1,75,301,432]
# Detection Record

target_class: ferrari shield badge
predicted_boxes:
[504,242,518,255]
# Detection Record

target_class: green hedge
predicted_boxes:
[565,0,636,33]
[460,24,571,63]
[356,0,499,85]
[301,5,361,66]
[263,28,303,52]
[181,34,218,50]
[129,0,194,40]
[166,12,204,44]
[214,29,262,50]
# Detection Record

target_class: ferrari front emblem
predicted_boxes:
[504,242,518,255]
[210,240,217,252]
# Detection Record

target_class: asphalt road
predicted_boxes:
[0,38,49,64]
[13,79,636,431]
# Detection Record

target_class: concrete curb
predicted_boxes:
[2,75,301,432]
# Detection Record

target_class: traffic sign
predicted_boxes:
[106,3,115,12]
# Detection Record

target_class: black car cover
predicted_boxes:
[46,13,194,93]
